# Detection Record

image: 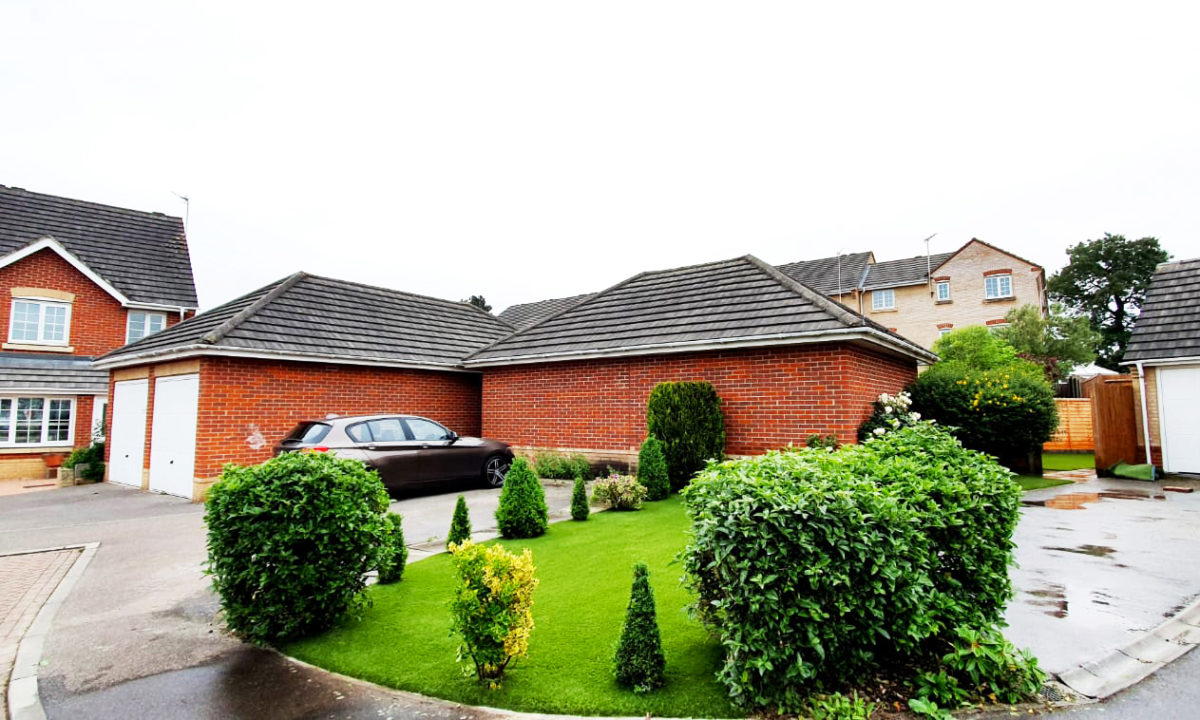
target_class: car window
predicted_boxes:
[283,422,331,444]
[366,418,408,442]
[346,422,371,443]
[405,417,448,441]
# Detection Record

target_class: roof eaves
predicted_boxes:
[0,236,133,306]
[935,238,1043,273]
[92,343,480,373]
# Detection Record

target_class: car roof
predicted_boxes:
[307,414,437,424]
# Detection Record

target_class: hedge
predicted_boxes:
[680,423,1022,712]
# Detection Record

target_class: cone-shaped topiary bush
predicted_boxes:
[495,458,549,538]
[377,512,408,584]
[614,562,666,693]
[570,475,590,521]
[637,436,670,500]
[448,495,472,546]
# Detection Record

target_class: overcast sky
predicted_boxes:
[2,2,1198,314]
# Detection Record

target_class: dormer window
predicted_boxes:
[127,311,166,343]
[8,298,71,346]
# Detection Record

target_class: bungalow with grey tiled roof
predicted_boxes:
[95,272,512,499]
[0,185,197,481]
[1125,257,1200,474]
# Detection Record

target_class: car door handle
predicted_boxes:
[366,444,377,451]
[421,444,430,449]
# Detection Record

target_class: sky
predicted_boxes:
[2,1,1198,314]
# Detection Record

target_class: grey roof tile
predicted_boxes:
[861,252,956,290]
[1125,258,1200,362]
[0,185,198,308]
[776,251,874,294]
[499,293,596,329]
[467,255,934,364]
[0,355,108,394]
[98,273,513,368]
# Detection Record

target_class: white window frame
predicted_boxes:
[984,274,1013,300]
[0,396,76,447]
[872,288,896,311]
[936,281,951,301]
[126,311,167,343]
[91,395,108,442]
[8,297,72,346]
[938,327,954,337]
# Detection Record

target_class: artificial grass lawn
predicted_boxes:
[1042,452,1095,471]
[284,495,738,718]
[1016,475,1073,491]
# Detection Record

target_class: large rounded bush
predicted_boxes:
[205,451,389,644]
[681,423,1021,712]
[907,362,1058,458]
[495,458,548,538]
[646,381,725,490]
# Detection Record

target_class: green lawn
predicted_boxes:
[1042,452,1095,471]
[1016,475,1073,491]
[284,496,738,718]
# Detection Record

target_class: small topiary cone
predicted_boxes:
[495,458,549,539]
[570,474,589,521]
[448,495,471,546]
[377,512,408,584]
[614,562,666,692]
[637,436,670,501]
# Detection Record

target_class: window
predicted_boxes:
[871,289,896,311]
[127,311,167,343]
[405,417,449,441]
[984,274,1013,299]
[8,299,71,345]
[987,322,1010,335]
[936,281,951,301]
[0,397,74,446]
[938,327,954,337]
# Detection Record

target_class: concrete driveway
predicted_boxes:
[2,473,1199,718]
[0,480,578,719]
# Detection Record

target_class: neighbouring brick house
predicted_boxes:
[502,239,1047,350]
[94,272,512,500]
[469,255,936,469]
[0,185,196,480]
[1124,258,1200,474]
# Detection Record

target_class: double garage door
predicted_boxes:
[1158,365,1200,475]
[109,374,200,499]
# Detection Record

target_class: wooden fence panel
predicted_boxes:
[1087,376,1137,471]
[1044,398,1094,452]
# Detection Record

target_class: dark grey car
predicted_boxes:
[274,414,512,490]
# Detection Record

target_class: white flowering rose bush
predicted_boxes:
[857,391,924,441]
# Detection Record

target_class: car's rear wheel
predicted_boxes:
[483,455,510,488]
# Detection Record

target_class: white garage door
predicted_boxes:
[1159,365,1200,474]
[109,379,149,487]
[149,374,200,498]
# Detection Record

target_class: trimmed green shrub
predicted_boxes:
[908,363,1058,458]
[377,512,408,584]
[63,442,105,482]
[805,433,839,451]
[495,458,549,538]
[532,451,591,479]
[932,326,1019,369]
[205,451,389,644]
[806,692,876,720]
[637,436,670,500]
[570,475,590,521]
[613,563,666,693]
[646,381,725,490]
[940,626,1045,703]
[449,540,538,682]
[681,423,1023,712]
[448,495,472,546]
[592,473,648,510]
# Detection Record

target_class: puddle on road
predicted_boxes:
[1042,544,1117,557]
[1023,489,1166,509]
[1026,583,1069,618]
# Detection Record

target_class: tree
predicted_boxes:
[1048,234,1169,369]
[995,304,1099,383]
[931,326,1018,370]
[494,458,548,538]
[570,475,589,521]
[636,436,670,501]
[463,295,492,313]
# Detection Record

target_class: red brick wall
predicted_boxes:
[192,357,483,477]
[481,344,917,454]
[0,248,188,358]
